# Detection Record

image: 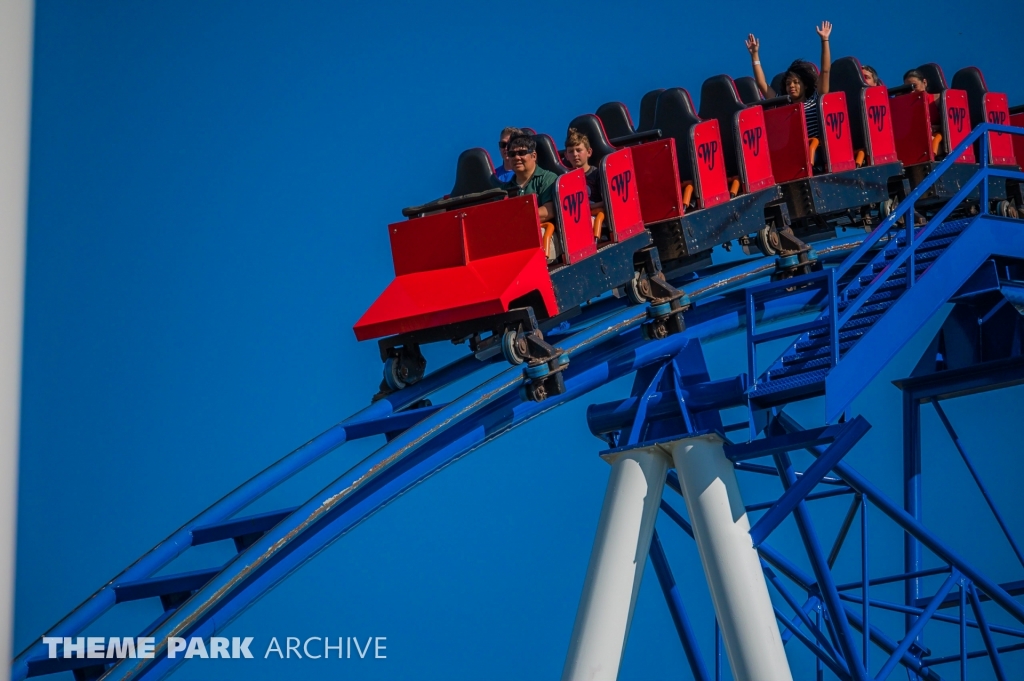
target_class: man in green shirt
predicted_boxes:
[501,134,557,223]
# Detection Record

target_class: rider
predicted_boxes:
[745,22,833,154]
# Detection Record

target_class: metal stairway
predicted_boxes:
[747,123,1024,423]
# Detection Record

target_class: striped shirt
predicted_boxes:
[803,93,822,140]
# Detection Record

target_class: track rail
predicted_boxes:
[13,236,872,681]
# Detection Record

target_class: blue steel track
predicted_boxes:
[13,124,1024,681]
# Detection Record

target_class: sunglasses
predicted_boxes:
[499,141,509,149]
[507,149,532,158]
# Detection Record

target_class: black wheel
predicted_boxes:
[997,200,1018,219]
[501,329,525,365]
[755,224,780,256]
[382,356,407,391]
[625,272,651,306]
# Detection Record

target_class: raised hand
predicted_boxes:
[745,33,759,55]
[816,21,832,40]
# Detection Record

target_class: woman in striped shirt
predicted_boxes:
[745,22,833,163]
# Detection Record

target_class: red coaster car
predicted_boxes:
[950,66,1021,216]
[353,144,684,402]
[753,58,904,246]
[587,82,785,275]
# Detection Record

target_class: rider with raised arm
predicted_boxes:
[744,21,833,146]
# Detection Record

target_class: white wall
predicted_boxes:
[0,1,33,678]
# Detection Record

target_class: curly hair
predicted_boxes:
[784,59,818,98]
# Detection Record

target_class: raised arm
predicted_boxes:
[745,34,772,97]
[816,21,832,94]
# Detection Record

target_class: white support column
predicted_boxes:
[0,3,34,678]
[562,446,670,681]
[669,433,793,681]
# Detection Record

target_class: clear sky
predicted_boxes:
[14,1,1024,679]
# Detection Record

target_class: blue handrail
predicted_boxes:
[836,123,1024,280]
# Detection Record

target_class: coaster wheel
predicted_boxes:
[501,329,526,366]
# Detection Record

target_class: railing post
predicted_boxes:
[829,268,840,367]
[979,131,989,212]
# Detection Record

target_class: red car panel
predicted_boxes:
[943,90,975,163]
[764,103,812,183]
[556,169,597,264]
[891,91,933,166]
[603,147,645,240]
[353,195,558,341]
[863,85,898,165]
[691,119,730,208]
[984,93,1016,166]
[631,139,685,223]
[820,92,857,172]
[737,106,775,191]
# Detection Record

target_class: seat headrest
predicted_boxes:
[450,148,497,197]
[638,89,665,132]
[653,88,702,182]
[596,102,635,139]
[699,75,744,118]
[534,134,569,176]
[830,56,866,92]
[829,56,869,152]
[917,63,947,94]
[566,114,618,167]
[770,72,787,97]
[734,76,762,104]
[698,75,745,178]
[951,66,990,128]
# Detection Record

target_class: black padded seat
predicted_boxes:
[652,88,703,183]
[566,114,619,167]
[534,134,569,175]
[830,56,870,153]
[521,127,537,135]
[951,66,989,129]
[638,89,665,132]
[698,74,746,178]
[596,102,635,139]
[917,63,948,94]
[735,76,762,105]
[449,148,498,197]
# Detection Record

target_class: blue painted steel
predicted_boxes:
[773,451,870,681]
[191,507,299,546]
[763,566,842,668]
[860,496,868,671]
[724,422,847,461]
[745,486,853,513]
[648,530,711,681]
[932,398,1024,570]
[90,258,854,681]
[874,571,960,680]
[969,582,1008,681]
[748,417,870,546]
[113,567,222,604]
[586,376,747,436]
[836,590,1024,639]
[773,607,851,680]
[11,349,493,680]
[778,411,1024,626]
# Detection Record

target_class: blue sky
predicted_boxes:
[14,1,1024,679]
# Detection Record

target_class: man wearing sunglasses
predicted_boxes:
[500,134,556,224]
[493,126,521,184]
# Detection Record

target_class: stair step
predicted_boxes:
[839,287,901,310]
[794,327,867,352]
[750,368,829,400]
[846,276,910,301]
[864,259,931,282]
[809,312,882,339]
[773,351,841,378]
